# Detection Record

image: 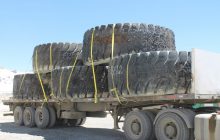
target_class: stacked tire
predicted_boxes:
[81,23,191,98]
[13,23,181,102]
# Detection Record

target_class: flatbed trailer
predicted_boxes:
[2,49,220,140]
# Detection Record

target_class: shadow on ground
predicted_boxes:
[0,122,126,140]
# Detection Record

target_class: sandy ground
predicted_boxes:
[0,97,126,140]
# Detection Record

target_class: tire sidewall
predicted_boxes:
[23,107,35,127]
[124,111,152,140]
[155,112,190,140]
[14,106,24,126]
[35,106,49,128]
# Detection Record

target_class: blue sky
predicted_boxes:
[0,0,220,71]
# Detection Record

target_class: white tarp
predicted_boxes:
[192,48,220,95]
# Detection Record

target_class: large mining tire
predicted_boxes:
[124,110,153,140]
[13,75,25,99]
[23,107,35,127]
[12,74,50,100]
[108,51,191,97]
[82,23,175,65]
[154,112,190,140]
[33,42,83,73]
[14,106,24,126]
[35,106,50,129]
[51,66,108,100]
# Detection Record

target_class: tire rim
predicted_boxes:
[39,112,43,122]
[25,112,31,123]
[164,122,177,139]
[131,119,141,135]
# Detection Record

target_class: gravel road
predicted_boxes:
[0,97,126,140]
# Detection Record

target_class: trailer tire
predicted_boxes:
[154,112,190,140]
[23,107,35,127]
[35,106,50,129]
[124,110,153,140]
[33,43,83,73]
[14,106,24,126]
[82,23,175,65]
[47,106,56,128]
[143,111,156,140]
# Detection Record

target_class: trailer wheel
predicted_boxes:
[35,106,50,129]
[47,106,56,128]
[14,106,24,126]
[124,110,153,140]
[23,107,35,127]
[143,111,156,140]
[154,112,190,140]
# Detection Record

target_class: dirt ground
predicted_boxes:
[0,97,126,140]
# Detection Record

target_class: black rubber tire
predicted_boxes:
[154,112,190,140]
[33,42,83,73]
[12,73,51,100]
[47,106,56,128]
[124,110,153,140]
[143,111,156,140]
[23,107,35,127]
[35,106,50,129]
[51,66,108,100]
[14,106,24,126]
[108,51,191,97]
[82,23,175,65]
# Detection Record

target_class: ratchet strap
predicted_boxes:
[18,74,26,96]
[35,49,48,102]
[49,44,55,98]
[110,24,122,104]
[59,68,64,97]
[90,29,98,103]
[126,55,131,94]
[65,51,79,94]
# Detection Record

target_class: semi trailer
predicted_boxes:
[2,23,220,140]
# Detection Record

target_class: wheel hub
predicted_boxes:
[39,112,43,122]
[131,120,141,135]
[165,122,177,139]
[26,112,31,122]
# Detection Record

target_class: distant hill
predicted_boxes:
[0,68,16,96]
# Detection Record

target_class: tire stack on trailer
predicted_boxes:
[82,23,193,140]
[12,23,195,140]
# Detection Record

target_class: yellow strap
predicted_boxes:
[66,52,79,94]
[111,24,115,59]
[109,24,122,103]
[49,44,55,97]
[59,68,64,97]
[90,29,98,103]
[126,55,131,94]
[18,74,26,96]
[35,49,48,102]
